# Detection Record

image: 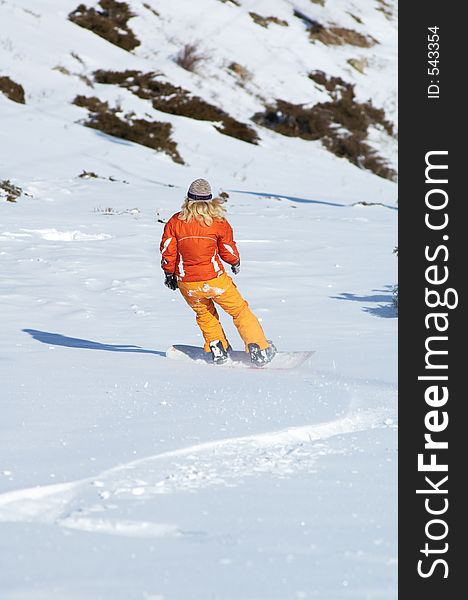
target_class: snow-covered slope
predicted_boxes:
[1,0,397,189]
[1,1,397,598]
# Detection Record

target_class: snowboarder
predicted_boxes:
[160,178,276,366]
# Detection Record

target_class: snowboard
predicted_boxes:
[166,345,314,370]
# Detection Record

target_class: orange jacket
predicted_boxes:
[160,213,240,282]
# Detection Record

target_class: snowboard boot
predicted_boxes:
[248,341,277,367]
[209,340,229,365]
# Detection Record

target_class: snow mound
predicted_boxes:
[21,228,112,241]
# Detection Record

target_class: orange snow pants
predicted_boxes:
[177,272,269,352]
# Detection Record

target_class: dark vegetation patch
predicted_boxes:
[310,26,376,47]
[218,0,241,6]
[74,95,107,113]
[376,0,394,20]
[0,180,24,202]
[253,71,396,181]
[308,71,349,95]
[249,12,289,28]
[308,71,394,138]
[94,69,259,144]
[293,9,375,46]
[174,43,207,72]
[79,169,129,183]
[73,95,184,163]
[69,0,140,51]
[79,170,99,178]
[352,201,394,208]
[0,76,25,104]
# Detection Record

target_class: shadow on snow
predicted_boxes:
[331,287,397,318]
[22,329,166,356]
[229,190,397,210]
[228,190,344,207]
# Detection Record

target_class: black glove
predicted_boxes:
[231,261,240,275]
[164,272,178,290]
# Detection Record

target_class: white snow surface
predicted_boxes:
[1,0,397,598]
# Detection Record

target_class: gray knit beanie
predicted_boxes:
[187,178,212,202]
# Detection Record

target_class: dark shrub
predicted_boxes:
[0,76,25,104]
[249,12,289,28]
[309,70,350,97]
[253,72,396,181]
[293,9,376,46]
[69,0,140,51]
[1,180,23,202]
[310,26,376,47]
[73,95,184,163]
[94,70,259,144]
[174,43,207,72]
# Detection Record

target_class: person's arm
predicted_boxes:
[160,218,178,288]
[217,220,241,273]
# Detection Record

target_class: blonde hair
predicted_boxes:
[178,197,226,226]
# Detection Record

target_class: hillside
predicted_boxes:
[1,0,397,192]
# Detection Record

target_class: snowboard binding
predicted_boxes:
[248,341,277,367]
[209,340,229,365]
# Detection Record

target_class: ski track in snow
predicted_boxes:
[0,402,394,538]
